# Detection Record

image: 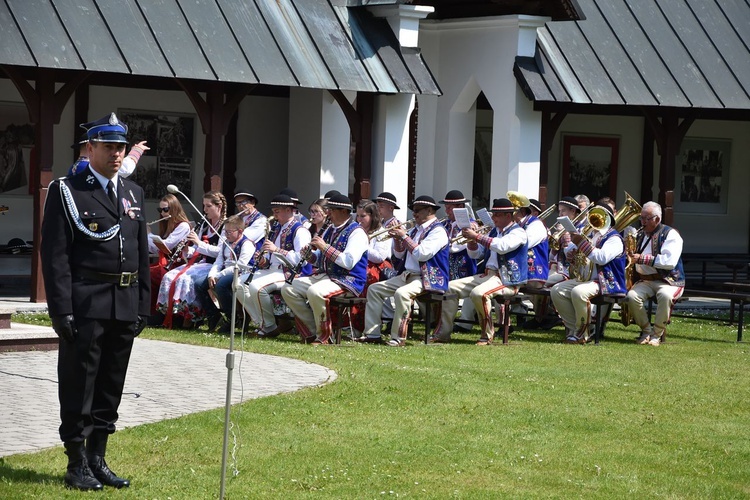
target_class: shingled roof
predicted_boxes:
[0,0,440,95]
[514,0,750,110]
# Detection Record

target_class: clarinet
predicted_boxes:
[285,218,330,284]
[244,216,275,284]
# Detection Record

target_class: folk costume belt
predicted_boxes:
[638,272,662,281]
[77,269,139,287]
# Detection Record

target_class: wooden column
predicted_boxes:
[2,66,89,302]
[178,81,249,195]
[640,120,654,204]
[539,109,567,209]
[642,109,695,225]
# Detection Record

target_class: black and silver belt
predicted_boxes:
[78,269,139,287]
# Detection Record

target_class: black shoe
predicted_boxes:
[453,324,473,333]
[64,461,103,491]
[355,336,385,344]
[521,318,543,329]
[88,455,130,488]
[257,327,280,338]
[539,316,563,330]
[207,313,222,332]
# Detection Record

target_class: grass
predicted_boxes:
[1,312,749,498]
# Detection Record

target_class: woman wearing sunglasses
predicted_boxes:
[148,193,191,318]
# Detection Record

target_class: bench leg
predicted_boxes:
[424,302,432,344]
[503,300,511,344]
[738,300,745,342]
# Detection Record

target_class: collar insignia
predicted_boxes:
[86,175,95,185]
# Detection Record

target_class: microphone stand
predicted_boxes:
[166,185,239,499]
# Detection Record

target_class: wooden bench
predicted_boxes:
[413,291,457,344]
[682,253,750,289]
[680,288,750,342]
[590,294,626,344]
[329,293,367,344]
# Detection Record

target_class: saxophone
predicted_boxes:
[286,217,330,284]
[620,226,639,326]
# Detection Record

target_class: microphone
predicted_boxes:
[167,184,180,195]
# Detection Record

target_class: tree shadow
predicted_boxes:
[0,460,60,486]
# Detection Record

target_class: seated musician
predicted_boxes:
[200,215,254,332]
[348,200,393,338]
[148,194,191,318]
[517,198,549,328]
[440,190,478,332]
[436,198,528,345]
[550,203,626,344]
[626,202,685,346]
[239,194,312,338]
[360,195,449,347]
[235,189,267,253]
[280,194,369,344]
[156,190,227,328]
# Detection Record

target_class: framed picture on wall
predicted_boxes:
[561,135,619,202]
[674,137,730,214]
[0,101,35,195]
[117,110,195,200]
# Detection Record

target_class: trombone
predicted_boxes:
[451,224,492,245]
[368,219,416,241]
[549,202,594,251]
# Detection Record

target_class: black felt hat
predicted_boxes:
[70,133,88,149]
[410,195,440,211]
[270,194,297,207]
[490,198,516,213]
[280,188,302,205]
[234,189,258,205]
[558,196,579,212]
[327,193,353,211]
[528,199,542,213]
[440,190,468,204]
[374,192,400,210]
[323,189,341,200]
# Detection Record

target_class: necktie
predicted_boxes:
[107,180,118,210]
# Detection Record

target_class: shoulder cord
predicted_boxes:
[59,179,120,241]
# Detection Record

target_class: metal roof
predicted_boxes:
[514,0,750,110]
[0,0,440,95]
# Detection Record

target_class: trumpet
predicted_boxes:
[549,202,594,251]
[451,224,492,245]
[368,219,416,241]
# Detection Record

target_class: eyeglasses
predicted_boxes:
[639,215,657,222]
[158,207,170,213]
[235,200,250,207]
[309,210,324,216]
[225,228,241,234]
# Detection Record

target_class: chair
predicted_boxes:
[413,291,457,344]
[329,293,367,344]
[495,293,527,344]
[590,294,626,344]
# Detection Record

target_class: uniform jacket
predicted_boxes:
[41,167,150,321]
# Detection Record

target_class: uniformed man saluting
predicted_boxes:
[41,112,150,491]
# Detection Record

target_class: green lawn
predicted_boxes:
[1,313,748,498]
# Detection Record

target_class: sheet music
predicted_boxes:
[148,234,170,254]
[452,208,472,229]
[476,208,493,227]
[556,216,578,234]
[272,252,296,269]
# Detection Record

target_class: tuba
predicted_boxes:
[506,191,530,210]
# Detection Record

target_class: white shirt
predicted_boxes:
[565,230,623,265]
[635,227,683,274]
[242,210,268,245]
[521,216,548,249]
[269,219,311,269]
[319,221,369,271]
[148,221,191,255]
[468,223,527,270]
[395,218,449,273]
[367,234,392,264]
[210,236,255,279]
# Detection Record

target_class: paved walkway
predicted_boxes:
[0,338,336,457]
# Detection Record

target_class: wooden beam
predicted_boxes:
[539,110,566,208]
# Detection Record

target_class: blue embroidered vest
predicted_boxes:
[519,215,549,282]
[443,219,477,280]
[595,228,627,295]
[321,220,368,295]
[482,225,528,286]
[637,224,685,286]
[266,220,313,277]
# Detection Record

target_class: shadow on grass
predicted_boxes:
[0,460,60,486]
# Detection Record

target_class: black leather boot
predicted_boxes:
[86,432,130,488]
[63,442,103,491]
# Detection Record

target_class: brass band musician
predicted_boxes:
[626,202,685,346]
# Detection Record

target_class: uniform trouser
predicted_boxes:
[364,273,425,341]
[280,274,345,342]
[438,272,518,341]
[240,268,285,330]
[58,317,135,443]
[550,279,599,338]
[626,280,684,337]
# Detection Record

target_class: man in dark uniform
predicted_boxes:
[41,112,150,491]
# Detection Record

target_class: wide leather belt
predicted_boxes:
[78,269,139,287]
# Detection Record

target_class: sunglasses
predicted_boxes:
[158,207,170,213]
